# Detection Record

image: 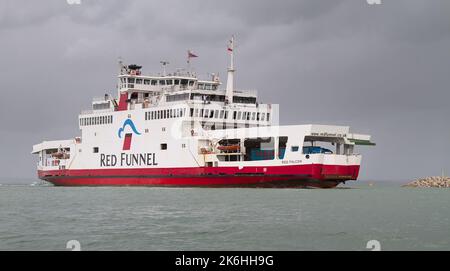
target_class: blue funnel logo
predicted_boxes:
[118,119,141,139]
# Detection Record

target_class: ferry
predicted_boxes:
[32,37,375,188]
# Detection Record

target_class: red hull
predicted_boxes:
[38,164,359,188]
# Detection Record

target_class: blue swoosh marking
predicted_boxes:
[118,119,141,138]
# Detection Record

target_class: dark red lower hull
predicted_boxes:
[38,164,359,188]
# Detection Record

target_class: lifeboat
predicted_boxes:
[51,152,69,159]
[217,145,240,152]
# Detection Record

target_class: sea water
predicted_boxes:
[0,181,449,250]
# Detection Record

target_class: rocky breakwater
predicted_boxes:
[403,176,450,188]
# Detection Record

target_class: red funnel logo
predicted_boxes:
[118,119,141,151]
[122,133,132,150]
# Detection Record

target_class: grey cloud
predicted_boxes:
[0,0,449,181]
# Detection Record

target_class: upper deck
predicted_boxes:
[79,60,276,131]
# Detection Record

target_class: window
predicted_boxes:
[136,79,143,84]
[144,79,150,85]
[233,96,257,104]
[161,143,167,150]
[278,137,288,159]
[159,80,166,85]
[151,80,157,85]
[93,147,99,153]
[166,79,173,85]
[252,112,256,121]
[291,146,299,152]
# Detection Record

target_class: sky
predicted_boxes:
[0,0,449,182]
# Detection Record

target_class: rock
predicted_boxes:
[403,176,450,188]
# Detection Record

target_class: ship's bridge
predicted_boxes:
[113,63,259,109]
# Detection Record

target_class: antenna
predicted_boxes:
[160,61,169,76]
[118,56,127,75]
[225,35,235,105]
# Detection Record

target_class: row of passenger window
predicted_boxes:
[80,115,113,126]
[190,108,270,122]
[144,107,270,122]
[145,108,187,120]
[121,77,198,87]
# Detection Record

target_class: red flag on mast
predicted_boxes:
[188,50,198,58]
[187,50,198,63]
[227,38,234,52]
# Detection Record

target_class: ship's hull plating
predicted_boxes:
[38,164,359,188]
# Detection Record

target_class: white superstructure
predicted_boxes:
[32,38,374,188]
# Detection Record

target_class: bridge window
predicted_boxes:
[136,79,142,84]
[151,80,157,85]
[144,79,150,85]
[159,80,165,85]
